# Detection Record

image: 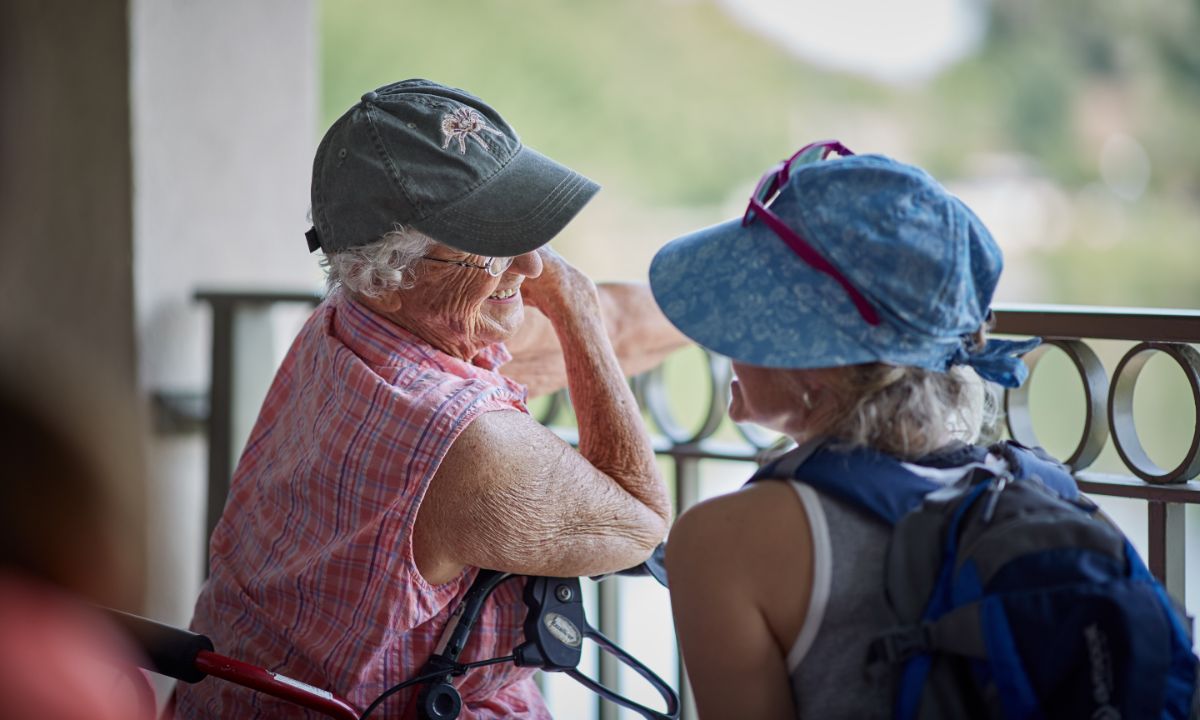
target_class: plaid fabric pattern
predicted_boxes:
[176,291,549,719]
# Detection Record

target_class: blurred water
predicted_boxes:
[713,0,984,85]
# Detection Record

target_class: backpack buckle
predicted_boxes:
[981,473,1011,524]
[866,624,932,665]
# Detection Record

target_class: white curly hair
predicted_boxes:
[319,226,436,299]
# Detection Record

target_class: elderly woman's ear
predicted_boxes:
[355,288,405,314]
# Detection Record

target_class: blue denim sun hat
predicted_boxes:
[648,153,1039,387]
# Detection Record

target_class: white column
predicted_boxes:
[130,0,321,625]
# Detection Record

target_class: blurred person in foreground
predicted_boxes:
[651,143,1039,718]
[0,352,150,720]
[177,79,686,718]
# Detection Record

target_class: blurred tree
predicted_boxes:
[1147,0,1200,97]
[320,0,887,206]
[320,0,1200,307]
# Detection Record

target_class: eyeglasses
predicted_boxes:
[420,255,515,277]
[742,140,881,326]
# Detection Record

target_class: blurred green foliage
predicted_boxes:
[321,0,1200,308]
[321,0,886,206]
[925,0,1200,190]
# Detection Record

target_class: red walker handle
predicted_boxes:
[194,650,360,720]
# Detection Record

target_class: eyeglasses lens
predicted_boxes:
[753,144,844,212]
[793,144,831,166]
[753,169,782,207]
[486,257,515,276]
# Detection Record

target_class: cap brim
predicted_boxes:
[411,145,599,257]
[650,215,931,369]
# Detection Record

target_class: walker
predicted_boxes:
[113,555,679,719]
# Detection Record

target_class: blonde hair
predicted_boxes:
[784,322,1001,459]
[808,363,1000,460]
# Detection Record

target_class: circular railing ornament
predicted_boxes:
[1107,342,1200,484]
[640,350,731,445]
[1005,339,1109,471]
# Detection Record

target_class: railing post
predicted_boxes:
[674,455,701,720]
[204,297,236,571]
[1148,500,1187,604]
[196,290,323,573]
[188,295,1200,720]
[597,578,621,720]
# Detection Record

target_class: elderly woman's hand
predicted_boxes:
[518,246,598,318]
[503,247,691,398]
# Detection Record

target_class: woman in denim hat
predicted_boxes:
[651,142,1039,719]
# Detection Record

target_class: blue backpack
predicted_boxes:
[750,440,1199,719]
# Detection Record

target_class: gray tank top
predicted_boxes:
[787,484,894,718]
[784,458,975,718]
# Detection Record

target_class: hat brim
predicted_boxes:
[649,215,951,370]
[411,145,599,257]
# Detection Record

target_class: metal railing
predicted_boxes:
[192,291,1200,720]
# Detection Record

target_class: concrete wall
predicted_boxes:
[0,0,136,379]
[130,0,320,625]
[3,0,321,628]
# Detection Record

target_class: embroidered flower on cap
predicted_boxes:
[440,107,505,154]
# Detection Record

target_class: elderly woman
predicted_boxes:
[177,80,684,719]
[650,144,1041,718]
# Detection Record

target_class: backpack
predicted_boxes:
[750,439,1199,719]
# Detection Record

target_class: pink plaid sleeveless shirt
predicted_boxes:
[176,291,550,719]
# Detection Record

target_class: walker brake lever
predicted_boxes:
[515,576,680,720]
[514,576,585,671]
[567,623,680,720]
[589,543,669,588]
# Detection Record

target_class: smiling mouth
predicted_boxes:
[489,287,518,300]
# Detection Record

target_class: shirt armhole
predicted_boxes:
[785,481,832,672]
[402,398,526,595]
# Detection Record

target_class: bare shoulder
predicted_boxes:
[437,408,573,479]
[669,481,809,556]
[667,480,815,651]
[429,407,603,507]
[666,480,816,717]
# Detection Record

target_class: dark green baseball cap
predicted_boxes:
[306,79,600,257]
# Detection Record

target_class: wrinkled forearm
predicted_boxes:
[538,283,670,527]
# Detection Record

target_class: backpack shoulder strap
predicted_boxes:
[748,441,945,525]
[748,440,1078,525]
[989,440,1078,500]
